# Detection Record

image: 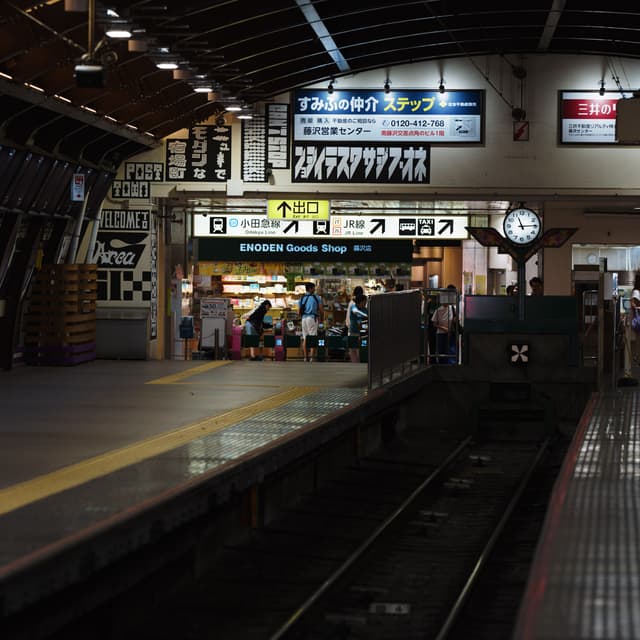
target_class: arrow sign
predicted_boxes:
[370,218,386,234]
[277,201,292,218]
[283,220,299,234]
[438,219,454,235]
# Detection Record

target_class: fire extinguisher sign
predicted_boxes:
[71,173,85,201]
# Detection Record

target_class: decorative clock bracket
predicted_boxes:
[466,221,577,319]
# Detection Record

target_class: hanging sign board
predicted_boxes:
[194,213,468,239]
[559,90,633,144]
[267,199,329,220]
[293,89,483,143]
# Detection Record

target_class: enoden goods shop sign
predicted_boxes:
[197,238,413,263]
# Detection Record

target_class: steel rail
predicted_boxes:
[433,436,552,640]
[269,435,474,640]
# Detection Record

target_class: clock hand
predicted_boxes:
[517,217,524,230]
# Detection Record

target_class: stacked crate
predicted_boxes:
[24,264,97,365]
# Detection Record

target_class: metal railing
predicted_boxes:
[368,289,422,389]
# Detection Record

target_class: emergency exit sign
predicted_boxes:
[267,199,329,220]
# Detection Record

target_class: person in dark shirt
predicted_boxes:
[244,300,272,361]
[529,277,544,296]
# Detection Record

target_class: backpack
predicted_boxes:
[299,293,320,317]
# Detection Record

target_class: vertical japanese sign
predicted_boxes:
[149,219,157,339]
[267,103,290,169]
[242,115,267,182]
[165,125,232,181]
[560,90,633,143]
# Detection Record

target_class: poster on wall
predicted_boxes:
[559,90,633,143]
[111,161,164,200]
[293,142,430,183]
[293,89,483,143]
[94,210,155,313]
[165,125,231,181]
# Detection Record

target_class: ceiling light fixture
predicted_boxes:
[194,86,213,93]
[105,28,131,39]
[226,104,242,112]
[157,61,178,70]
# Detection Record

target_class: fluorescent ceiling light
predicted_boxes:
[295,0,350,72]
[106,29,132,39]
[237,114,253,119]
[194,86,213,93]
[226,105,242,111]
[157,61,178,70]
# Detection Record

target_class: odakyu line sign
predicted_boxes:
[293,89,483,143]
[193,213,469,240]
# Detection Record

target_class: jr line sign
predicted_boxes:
[193,214,468,240]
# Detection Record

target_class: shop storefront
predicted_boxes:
[191,237,413,352]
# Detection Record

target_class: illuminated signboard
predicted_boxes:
[560,90,633,144]
[293,89,483,143]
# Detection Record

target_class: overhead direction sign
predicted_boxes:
[194,213,468,239]
[267,199,329,220]
[330,215,468,239]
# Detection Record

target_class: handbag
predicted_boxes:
[632,308,640,332]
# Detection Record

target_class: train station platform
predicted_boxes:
[1,359,393,634]
[514,386,640,640]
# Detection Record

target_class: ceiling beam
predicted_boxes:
[0,77,158,148]
[538,0,566,50]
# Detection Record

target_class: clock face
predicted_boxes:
[503,208,541,245]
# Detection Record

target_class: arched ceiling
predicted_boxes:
[1,1,640,169]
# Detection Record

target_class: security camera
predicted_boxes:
[215,115,226,127]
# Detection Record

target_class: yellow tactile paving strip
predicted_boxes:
[0,384,318,516]
[145,360,232,384]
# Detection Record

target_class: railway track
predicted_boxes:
[54,422,565,640]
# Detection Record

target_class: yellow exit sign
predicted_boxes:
[267,199,329,220]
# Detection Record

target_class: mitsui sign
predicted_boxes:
[197,238,413,262]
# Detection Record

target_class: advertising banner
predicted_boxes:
[293,89,483,143]
[560,90,633,143]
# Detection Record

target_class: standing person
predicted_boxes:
[631,274,640,364]
[529,276,544,296]
[348,293,368,363]
[345,285,364,334]
[299,282,323,362]
[244,300,272,361]
[431,284,457,364]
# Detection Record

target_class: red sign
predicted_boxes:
[562,98,617,119]
[71,173,85,202]
[513,121,529,141]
